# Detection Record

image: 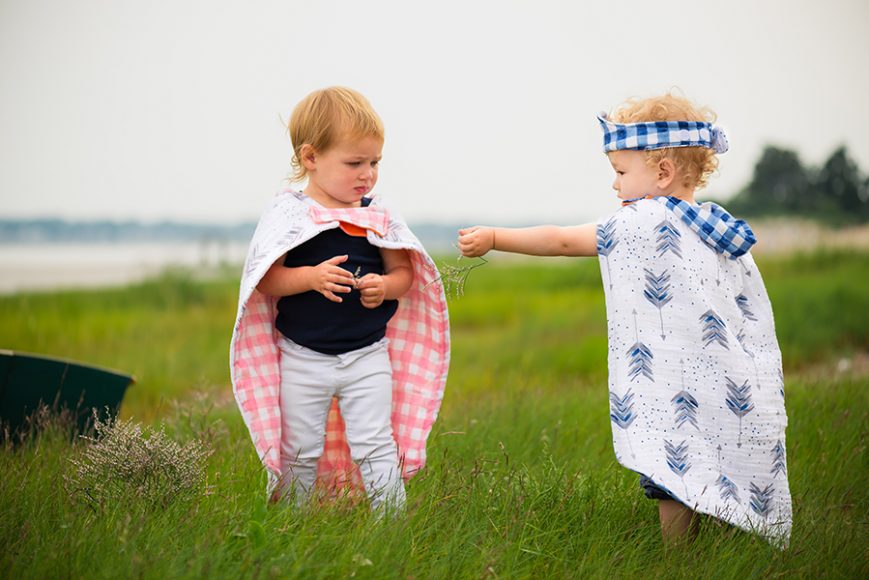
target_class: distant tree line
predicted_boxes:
[723,145,868,224]
[1,145,865,243]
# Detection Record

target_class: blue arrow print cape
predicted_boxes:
[598,197,792,547]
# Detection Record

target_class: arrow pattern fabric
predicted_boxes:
[597,197,791,546]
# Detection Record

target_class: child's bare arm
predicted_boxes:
[256,253,356,303]
[458,224,598,258]
[357,248,414,309]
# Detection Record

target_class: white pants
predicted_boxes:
[277,336,405,510]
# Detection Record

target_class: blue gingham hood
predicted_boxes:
[663,197,756,258]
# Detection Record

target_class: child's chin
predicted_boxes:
[339,194,364,204]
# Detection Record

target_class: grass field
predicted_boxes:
[1,250,867,578]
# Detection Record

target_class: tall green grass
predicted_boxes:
[0,269,240,416]
[1,251,867,577]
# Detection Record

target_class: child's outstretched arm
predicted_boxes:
[357,248,413,309]
[257,254,356,302]
[458,224,598,258]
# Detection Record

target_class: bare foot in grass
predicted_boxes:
[659,500,700,545]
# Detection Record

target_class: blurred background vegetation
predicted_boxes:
[720,145,868,225]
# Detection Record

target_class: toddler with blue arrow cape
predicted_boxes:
[458,93,792,547]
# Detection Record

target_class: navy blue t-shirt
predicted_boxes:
[275,201,399,355]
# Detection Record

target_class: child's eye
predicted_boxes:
[371,160,379,167]
[346,161,362,167]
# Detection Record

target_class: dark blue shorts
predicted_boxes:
[639,475,675,501]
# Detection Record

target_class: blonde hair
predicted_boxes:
[288,87,385,182]
[610,93,719,190]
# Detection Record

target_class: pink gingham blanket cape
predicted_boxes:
[230,190,450,492]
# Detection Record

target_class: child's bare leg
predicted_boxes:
[658,500,698,543]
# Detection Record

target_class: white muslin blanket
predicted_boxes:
[598,197,792,546]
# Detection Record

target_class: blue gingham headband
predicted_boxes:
[597,112,729,154]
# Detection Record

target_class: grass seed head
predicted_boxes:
[428,254,488,299]
[64,411,211,511]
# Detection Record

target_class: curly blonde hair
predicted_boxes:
[610,93,719,190]
[288,87,385,182]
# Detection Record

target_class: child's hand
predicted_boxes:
[458,226,495,257]
[356,273,386,309]
[310,255,355,303]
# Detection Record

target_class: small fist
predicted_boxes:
[356,273,386,309]
[310,255,355,303]
[458,226,494,257]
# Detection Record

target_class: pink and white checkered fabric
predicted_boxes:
[309,204,390,237]
[230,190,450,493]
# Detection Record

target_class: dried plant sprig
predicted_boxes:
[427,249,488,299]
[64,411,211,511]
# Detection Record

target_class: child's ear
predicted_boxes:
[656,158,676,189]
[300,144,317,171]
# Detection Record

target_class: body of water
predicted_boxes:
[5,220,860,294]
[0,241,249,294]
[0,224,462,294]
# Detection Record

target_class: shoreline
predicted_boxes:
[0,240,248,295]
[1,221,866,295]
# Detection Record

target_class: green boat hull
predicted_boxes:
[0,350,133,437]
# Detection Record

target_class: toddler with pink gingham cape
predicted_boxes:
[230,189,450,493]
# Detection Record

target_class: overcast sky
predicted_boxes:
[1,0,867,226]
